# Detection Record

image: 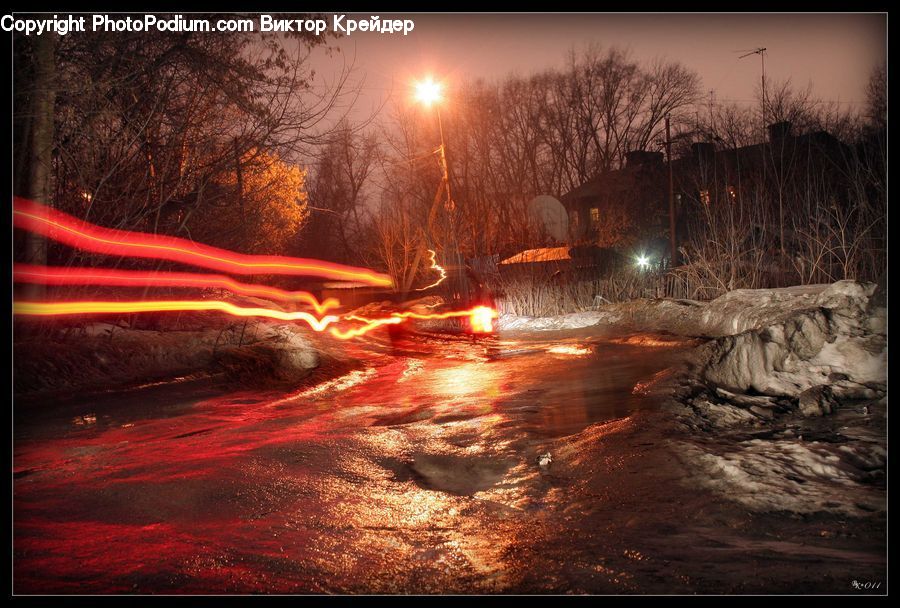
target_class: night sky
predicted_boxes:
[310,13,885,119]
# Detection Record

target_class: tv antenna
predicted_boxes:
[737,47,767,125]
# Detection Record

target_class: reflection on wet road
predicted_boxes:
[13,329,885,593]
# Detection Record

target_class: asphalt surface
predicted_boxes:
[13,328,886,594]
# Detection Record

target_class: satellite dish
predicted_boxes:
[527,195,569,243]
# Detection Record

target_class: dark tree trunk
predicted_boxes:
[21,33,56,299]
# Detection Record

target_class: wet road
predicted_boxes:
[13,328,885,594]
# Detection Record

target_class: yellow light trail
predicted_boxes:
[415,249,447,291]
[14,300,340,333]
[14,264,340,314]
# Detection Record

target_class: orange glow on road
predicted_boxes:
[431,362,501,398]
[13,198,393,287]
[415,249,447,291]
[14,299,340,333]
[547,345,592,356]
[297,369,378,397]
[14,264,340,314]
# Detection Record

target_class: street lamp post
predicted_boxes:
[435,107,453,214]
[414,78,468,305]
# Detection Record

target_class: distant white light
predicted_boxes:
[636,254,651,270]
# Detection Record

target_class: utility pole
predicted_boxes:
[665,115,676,268]
[738,47,767,139]
[233,139,246,243]
[436,108,452,214]
[414,78,469,305]
[739,47,780,255]
[435,107,468,305]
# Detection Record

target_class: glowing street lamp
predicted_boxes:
[412,77,451,208]
[414,77,443,107]
[413,76,468,303]
[636,254,651,271]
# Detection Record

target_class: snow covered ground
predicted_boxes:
[14,317,319,397]
[15,281,886,518]
[500,280,887,517]
[498,310,623,331]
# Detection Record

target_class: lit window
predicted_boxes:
[590,207,600,227]
[726,185,737,202]
[700,190,710,205]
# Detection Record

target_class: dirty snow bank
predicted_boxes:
[498,310,623,331]
[499,280,886,408]
[663,280,886,516]
[497,299,702,333]
[498,281,880,338]
[212,322,319,384]
[673,429,885,516]
[698,281,885,398]
[14,318,319,397]
[500,280,887,516]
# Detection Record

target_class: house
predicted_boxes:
[563,150,668,249]
[561,121,857,261]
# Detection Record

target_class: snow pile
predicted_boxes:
[497,280,883,343]
[697,284,831,335]
[668,396,762,429]
[662,280,886,516]
[213,322,319,384]
[15,324,223,395]
[699,281,885,400]
[499,280,885,417]
[15,319,320,396]
[676,436,885,516]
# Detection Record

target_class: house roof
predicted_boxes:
[562,127,852,206]
[500,247,572,265]
[562,162,665,205]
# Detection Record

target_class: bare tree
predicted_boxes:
[680,79,884,294]
[14,29,57,301]
[864,64,886,133]
[299,123,380,263]
[14,19,360,267]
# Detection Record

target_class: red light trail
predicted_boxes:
[14,264,339,314]
[330,316,405,340]
[13,197,393,287]
[13,198,498,339]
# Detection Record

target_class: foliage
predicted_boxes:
[185,149,310,254]
[14,21,349,263]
